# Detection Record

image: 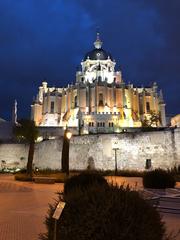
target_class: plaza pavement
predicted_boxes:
[0,175,63,240]
[0,175,179,240]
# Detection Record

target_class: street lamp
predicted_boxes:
[112,140,119,176]
[66,130,72,140]
[61,129,72,176]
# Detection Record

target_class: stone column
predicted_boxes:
[66,91,68,112]
[113,83,116,107]
[89,84,91,113]
[142,89,146,114]
[95,83,97,112]
[86,84,89,113]
[47,90,50,113]
[159,90,166,127]
[77,83,80,107]
[122,83,126,120]
[150,90,155,111]
[105,82,108,106]
[160,103,166,126]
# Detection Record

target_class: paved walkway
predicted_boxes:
[0,175,63,240]
[0,175,179,240]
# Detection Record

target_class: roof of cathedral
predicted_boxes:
[84,32,113,61]
[84,48,113,61]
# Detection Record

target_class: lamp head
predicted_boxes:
[66,130,72,140]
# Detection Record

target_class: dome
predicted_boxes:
[84,48,113,61]
[83,32,113,61]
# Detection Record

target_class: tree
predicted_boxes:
[14,119,39,177]
[142,111,160,127]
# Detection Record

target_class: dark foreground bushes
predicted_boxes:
[40,173,169,240]
[143,169,176,189]
[63,171,109,197]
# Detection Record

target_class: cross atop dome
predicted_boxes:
[84,31,113,61]
[94,31,103,49]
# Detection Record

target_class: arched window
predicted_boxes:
[98,76,102,82]
[123,111,126,119]
[146,102,150,113]
[98,93,104,106]
[109,122,114,127]
[50,101,54,113]
[74,96,77,108]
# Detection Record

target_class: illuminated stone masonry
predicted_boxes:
[0,129,179,170]
[31,33,166,133]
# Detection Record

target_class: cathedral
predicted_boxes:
[31,33,166,134]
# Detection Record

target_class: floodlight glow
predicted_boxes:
[66,131,72,140]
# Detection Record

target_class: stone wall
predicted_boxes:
[69,129,180,170]
[0,139,63,170]
[0,129,179,171]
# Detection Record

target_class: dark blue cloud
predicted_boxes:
[0,0,179,120]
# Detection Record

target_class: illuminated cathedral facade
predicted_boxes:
[31,33,166,133]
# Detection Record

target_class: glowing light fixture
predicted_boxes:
[66,130,72,140]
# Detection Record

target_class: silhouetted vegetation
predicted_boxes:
[14,119,39,177]
[168,165,180,181]
[63,172,108,198]
[40,173,169,240]
[143,169,176,189]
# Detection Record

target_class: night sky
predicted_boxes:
[0,0,179,121]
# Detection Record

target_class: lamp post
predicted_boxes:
[112,140,119,176]
[114,148,118,175]
[61,129,72,176]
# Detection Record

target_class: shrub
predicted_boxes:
[63,172,108,199]
[143,169,176,189]
[170,165,180,175]
[41,173,169,240]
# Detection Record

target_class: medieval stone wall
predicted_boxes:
[69,129,180,170]
[0,129,179,171]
